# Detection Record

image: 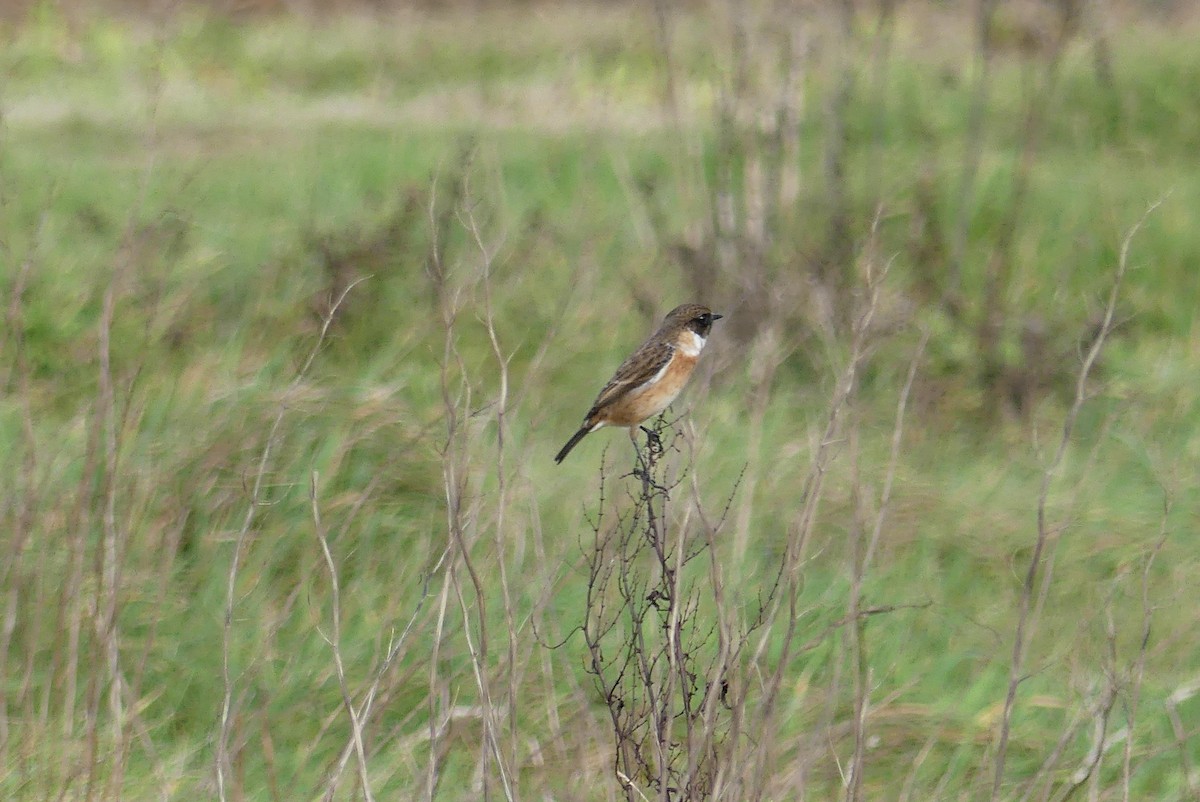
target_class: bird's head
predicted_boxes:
[663,303,723,338]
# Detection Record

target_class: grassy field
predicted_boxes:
[1,2,1198,800]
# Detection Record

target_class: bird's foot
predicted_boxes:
[640,425,663,457]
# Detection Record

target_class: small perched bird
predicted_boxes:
[554,303,723,464]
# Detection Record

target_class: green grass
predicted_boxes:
[1,3,1198,800]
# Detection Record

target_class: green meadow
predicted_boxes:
[1,3,1198,799]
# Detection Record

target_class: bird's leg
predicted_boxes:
[629,427,650,482]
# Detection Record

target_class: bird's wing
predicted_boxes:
[588,340,675,416]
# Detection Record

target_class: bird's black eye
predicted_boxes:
[697,313,710,324]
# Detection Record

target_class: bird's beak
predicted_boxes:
[712,313,724,321]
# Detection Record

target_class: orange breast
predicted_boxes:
[595,353,697,427]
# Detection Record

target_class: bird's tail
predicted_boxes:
[554,425,591,464]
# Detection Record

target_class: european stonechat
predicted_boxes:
[554,303,722,464]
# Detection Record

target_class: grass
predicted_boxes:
[1,2,1198,800]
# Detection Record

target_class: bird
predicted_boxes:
[554,303,723,464]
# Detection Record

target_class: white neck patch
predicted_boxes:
[678,330,706,357]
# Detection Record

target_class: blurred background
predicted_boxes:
[1,0,1198,799]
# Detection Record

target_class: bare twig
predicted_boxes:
[0,203,51,767]
[310,471,374,802]
[217,276,369,801]
[1165,677,1200,801]
[990,199,1164,799]
[89,46,168,796]
[1122,494,1172,801]
[1058,683,1118,800]
[461,183,521,773]
[746,240,892,802]
[426,169,515,801]
[322,549,444,802]
[450,567,516,801]
[864,328,929,571]
[845,316,924,802]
